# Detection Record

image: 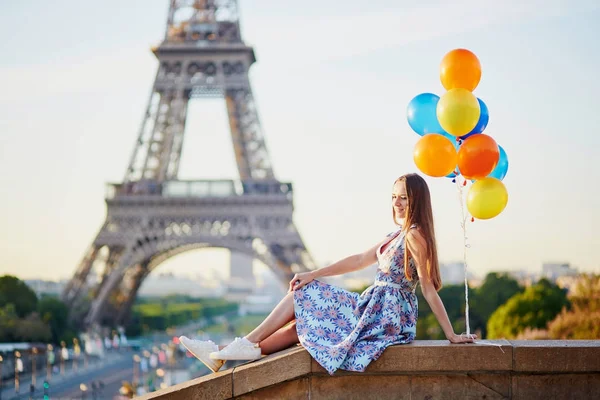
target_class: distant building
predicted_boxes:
[238,294,281,315]
[542,263,578,282]
[439,262,481,286]
[555,275,580,292]
[225,252,257,302]
[234,262,289,314]
[496,270,539,287]
[440,263,466,285]
[229,252,256,284]
[25,279,66,297]
[138,273,225,298]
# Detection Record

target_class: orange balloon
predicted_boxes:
[414,134,457,177]
[440,49,482,92]
[457,134,499,180]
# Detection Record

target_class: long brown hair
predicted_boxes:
[393,173,442,291]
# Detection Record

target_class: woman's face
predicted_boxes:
[392,180,408,220]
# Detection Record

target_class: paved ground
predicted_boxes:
[1,351,132,400]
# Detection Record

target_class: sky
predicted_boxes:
[1,0,599,284]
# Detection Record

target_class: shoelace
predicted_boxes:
[229,337,258,349]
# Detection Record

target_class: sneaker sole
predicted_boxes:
[180,341,225,373]
[210,353,262,361]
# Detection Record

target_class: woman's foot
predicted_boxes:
[209,337,261,360]
[179,336,225,373]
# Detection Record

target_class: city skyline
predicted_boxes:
[21,260,582,299]
[1,0,599,283]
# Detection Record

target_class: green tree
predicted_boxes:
[14,312,52,342]
[38,296,70,344]
[416,284,473,339]
[567,273,600,312]
[547,310,600,339]
[470,273,522,338]
[0,303,18,341]
[0,275,38,317]
[438,285,468,322]
[546,274,600,339]
[487,278,570,339]
[0,304,53,342]
[130,296,238,333]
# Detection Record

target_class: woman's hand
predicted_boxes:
[448,332,477,344]
[288,272,315,292]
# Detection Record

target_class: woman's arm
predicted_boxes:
[406,229,476,343]
[289,235,388,291]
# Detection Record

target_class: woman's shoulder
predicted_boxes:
[405,225,426,245]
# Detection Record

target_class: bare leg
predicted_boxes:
[245,292,295,344]
[259,321,300,355]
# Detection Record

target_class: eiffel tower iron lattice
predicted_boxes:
[62,0,316,329]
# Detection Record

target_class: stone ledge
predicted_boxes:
[140,340,600,400]
[311,340,514,374]
[510,340,600,372]
[233,346,311,396]
[138,368,232,400]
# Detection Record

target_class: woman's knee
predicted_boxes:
[285,291,295,305]
[279,323,298,345]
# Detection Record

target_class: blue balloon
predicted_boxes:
[441,131,461,149]
[488,145,509,181]
[443,133,461,179]
[407,93,447,136]
[460,98,489,140]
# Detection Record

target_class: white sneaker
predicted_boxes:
[179,336,225,373]
[209,337,261,361]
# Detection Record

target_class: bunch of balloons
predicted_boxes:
[407,49,509,220]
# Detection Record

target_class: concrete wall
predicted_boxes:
[139,340,600,400]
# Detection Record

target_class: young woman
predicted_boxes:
[180,173,476,375]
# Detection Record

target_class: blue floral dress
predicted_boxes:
[293,226,419,375]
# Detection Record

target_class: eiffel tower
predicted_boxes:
[62,0,316,329]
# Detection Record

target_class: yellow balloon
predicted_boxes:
[437,88,480,136]
[467,177,508,220]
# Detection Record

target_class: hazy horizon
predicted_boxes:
[1,0,599,283]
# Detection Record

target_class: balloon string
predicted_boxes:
[454,176,505,352]
[455,175,471,336]
[473,339,506,353]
